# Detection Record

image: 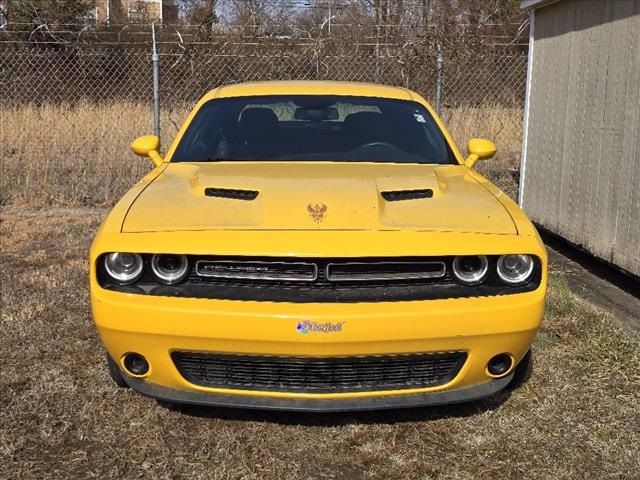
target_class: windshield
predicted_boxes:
[171,95,454,164]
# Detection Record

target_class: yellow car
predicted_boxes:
[90,81,546,411]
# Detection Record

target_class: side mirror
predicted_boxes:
[131,135,164,167]
[465,138,497,168]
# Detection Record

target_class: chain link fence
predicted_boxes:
[0,25,527,206]
[1,44,527,107]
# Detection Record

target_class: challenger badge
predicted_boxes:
[307,203,328,223]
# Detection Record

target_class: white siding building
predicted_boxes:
[519,0,640,276]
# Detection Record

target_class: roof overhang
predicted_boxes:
[521,0,561,10]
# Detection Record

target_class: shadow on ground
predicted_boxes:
[158,392,509,426]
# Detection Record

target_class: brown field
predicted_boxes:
[0,103,522,207]
[0,208,638,479]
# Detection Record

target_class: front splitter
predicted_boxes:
[124,374,513,412]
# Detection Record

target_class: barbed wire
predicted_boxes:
[0,22,527,108]
[0,18,528,48]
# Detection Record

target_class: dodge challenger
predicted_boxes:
[90,81,546,411]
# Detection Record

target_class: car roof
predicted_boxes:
[201,80,419,102]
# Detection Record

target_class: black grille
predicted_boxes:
[187,257,452,289]
[100,255,542,302]
[326,261,445,281]
[196,260,317,281]
[182,256,463,302]
[171,351,467,393]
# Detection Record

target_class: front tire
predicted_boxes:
[106,354,128,388]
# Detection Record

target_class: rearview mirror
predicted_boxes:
[131,135,164,167]
[465,138,497,168]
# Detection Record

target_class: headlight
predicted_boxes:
[104,252,144,284]
[497,254,535,285]
[151,254,189,284]
[452,255,489,285]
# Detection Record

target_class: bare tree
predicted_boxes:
[5,0,94,26]
[224,0,294,36]
[181,0,218,26]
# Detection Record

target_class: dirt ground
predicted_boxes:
[1,207,639,480]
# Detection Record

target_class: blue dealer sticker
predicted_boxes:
[296,320,345,334]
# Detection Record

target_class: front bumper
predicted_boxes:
[92,280,545,410]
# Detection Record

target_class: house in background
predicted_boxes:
[519,0,639,277]
[95,0,179,24]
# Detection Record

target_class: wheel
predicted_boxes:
[508,349,533,390]
[106,354,128,388]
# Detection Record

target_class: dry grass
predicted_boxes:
[442,106,524,170]
[0,103,523,207]
[0,103,189,207]
[1,207,638,479]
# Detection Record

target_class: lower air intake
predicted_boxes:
[172,351,467,393]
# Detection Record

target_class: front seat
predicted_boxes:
[239,107,280,158]
[343,111,390,149]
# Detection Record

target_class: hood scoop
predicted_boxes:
[381,189,434,201]
[204,187,259,201]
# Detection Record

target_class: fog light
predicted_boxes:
[487,354,513,377]
[123,353,149,376]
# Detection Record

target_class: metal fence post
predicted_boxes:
[151,23,161,139]
[435,45,443,116]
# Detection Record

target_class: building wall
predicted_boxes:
[521,0,640,276]
[95,0,177,24]
[95,0,108,24]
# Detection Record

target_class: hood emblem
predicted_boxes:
[307,203,328,223]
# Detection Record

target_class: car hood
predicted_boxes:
[121,162,517,234]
